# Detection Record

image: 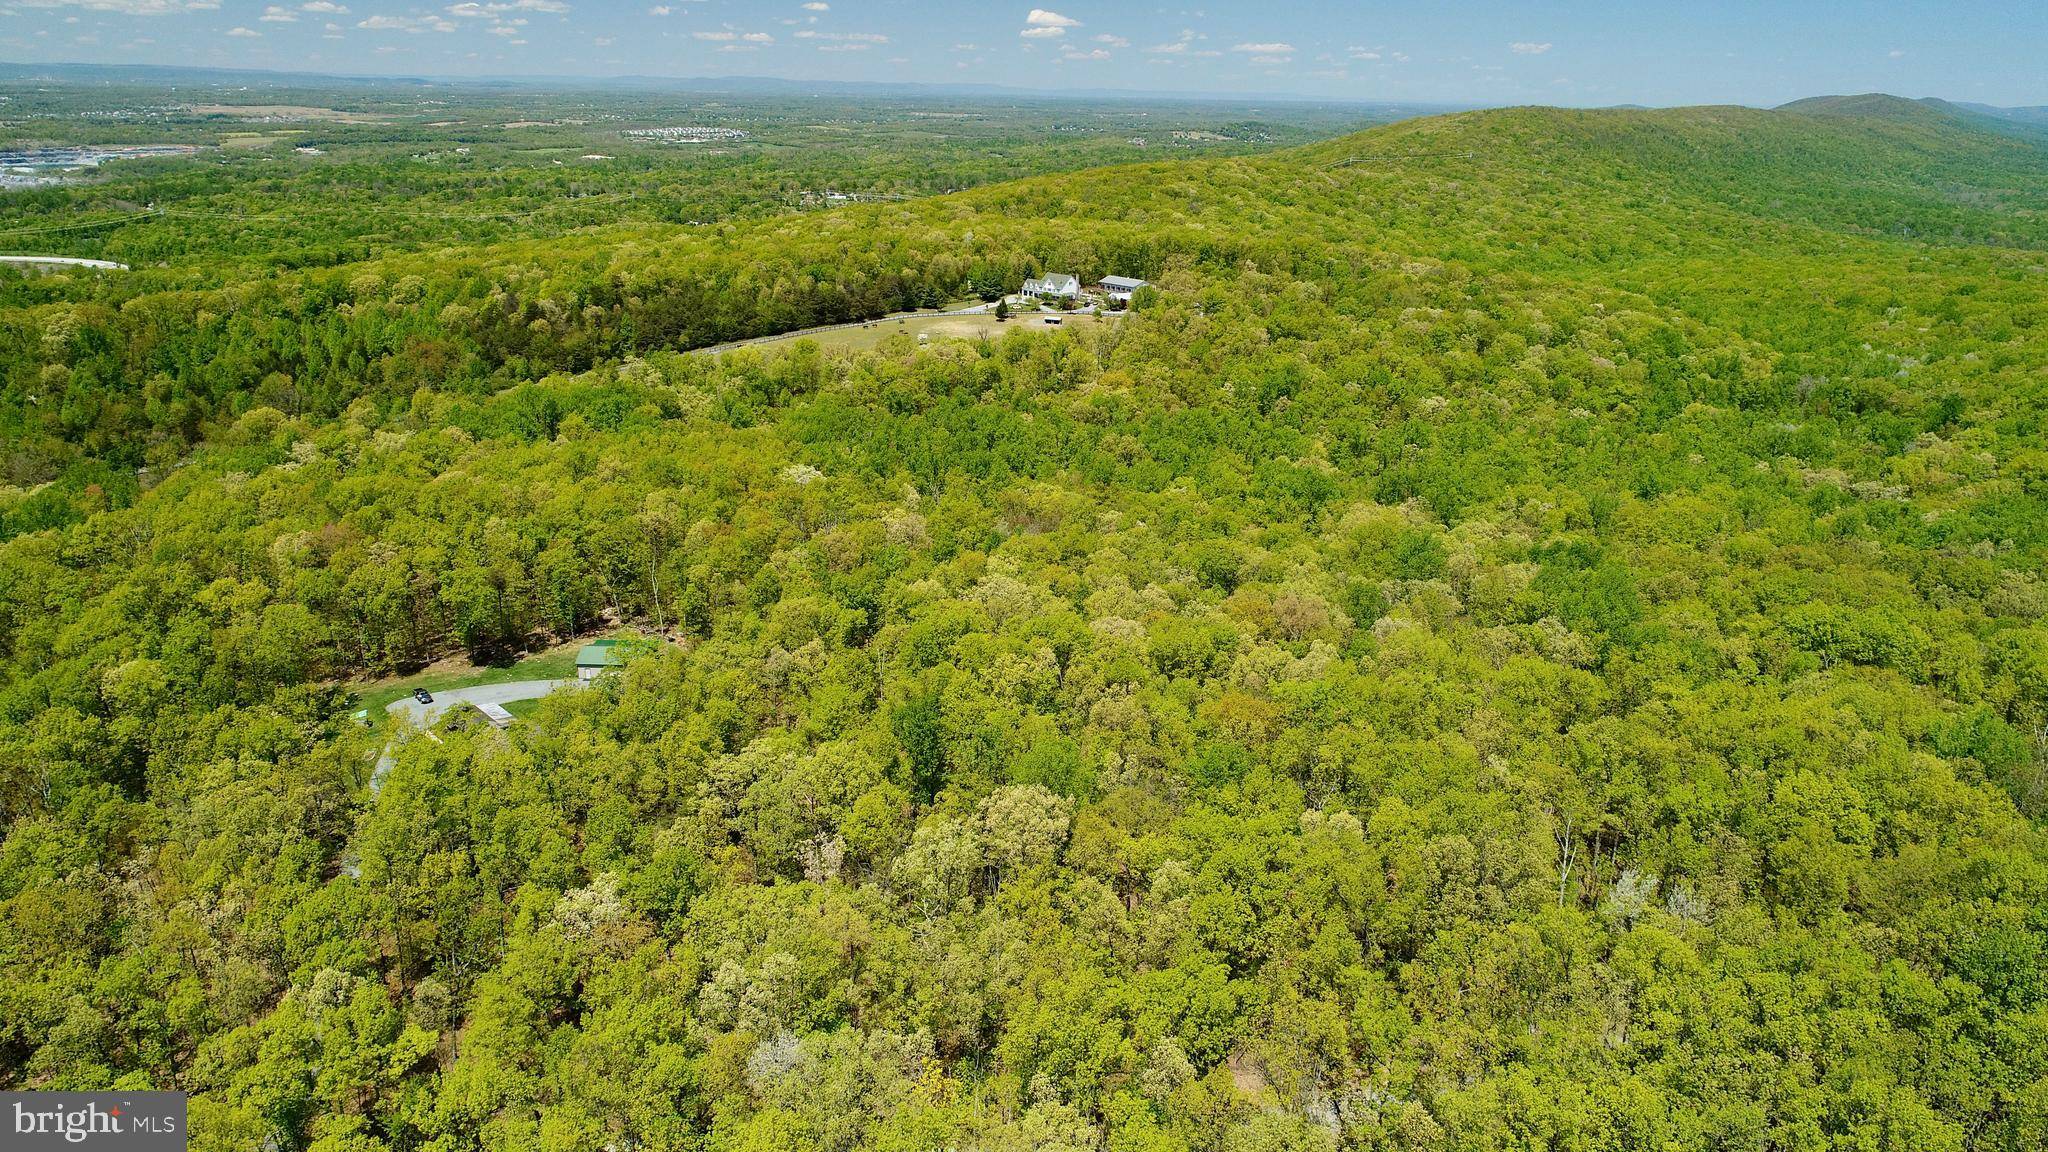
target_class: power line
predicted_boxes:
[0,191,637,241]
[149,190,638,223]
[1329,151,1480,167]
[0,210,156,238]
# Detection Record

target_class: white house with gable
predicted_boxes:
[1021,272,1080,300]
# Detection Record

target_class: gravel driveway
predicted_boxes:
[383,678,573,727]
[368,679,576,796]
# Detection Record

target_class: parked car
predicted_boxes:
[413,688,434,704]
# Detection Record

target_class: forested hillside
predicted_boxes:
[2,100,2046,1152]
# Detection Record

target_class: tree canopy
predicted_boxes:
[1,98,2046,1152]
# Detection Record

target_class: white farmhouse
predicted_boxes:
[1021,272,1080,300]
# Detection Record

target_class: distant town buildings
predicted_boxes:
[0,144,201,189]
[622,127,749,144]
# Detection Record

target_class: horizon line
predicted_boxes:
[7,58,2040,113]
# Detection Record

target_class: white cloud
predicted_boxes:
[1144,29,1204,54]
[1019,25,1063,38]
[358,13,455,31]
[226,24,259,35]
[1233,41,1294,54]
[301,1,348,11]
[1094,33,1127,47]
[1889,48,1905,58]
[449,0,566,16]
[692,29,734,39]
[800,1,827,8]
[1061,46,1108,61]
[647,4,670,12]
[259,4,295,19]
[1510,41,1551,54]
[1250,54,1289,65]
[10,0,219,13]
[796,29,886,41]
[1024,8,1077,27]
[742,30,772,41]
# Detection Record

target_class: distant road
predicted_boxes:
[0,254,128,270]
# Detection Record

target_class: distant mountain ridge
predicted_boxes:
[1776,93,1965,119]
[2,61,2045,119]
[1778,92,2048,140]
[1952,100,2048,126]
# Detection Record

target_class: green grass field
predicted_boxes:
[500,697,548,721]
[737,310,1110,354]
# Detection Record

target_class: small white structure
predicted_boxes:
[1022,272,1079,300]
[473,701,514,729]
[1099,276,1150,301]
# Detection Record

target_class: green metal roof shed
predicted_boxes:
[576,641,626,679]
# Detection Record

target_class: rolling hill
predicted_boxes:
[1781,91,2048,142]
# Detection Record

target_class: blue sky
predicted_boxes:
[2,1,2045,107]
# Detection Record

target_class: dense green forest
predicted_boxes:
[2,88,2047,1152]
[0,77,1390,276]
